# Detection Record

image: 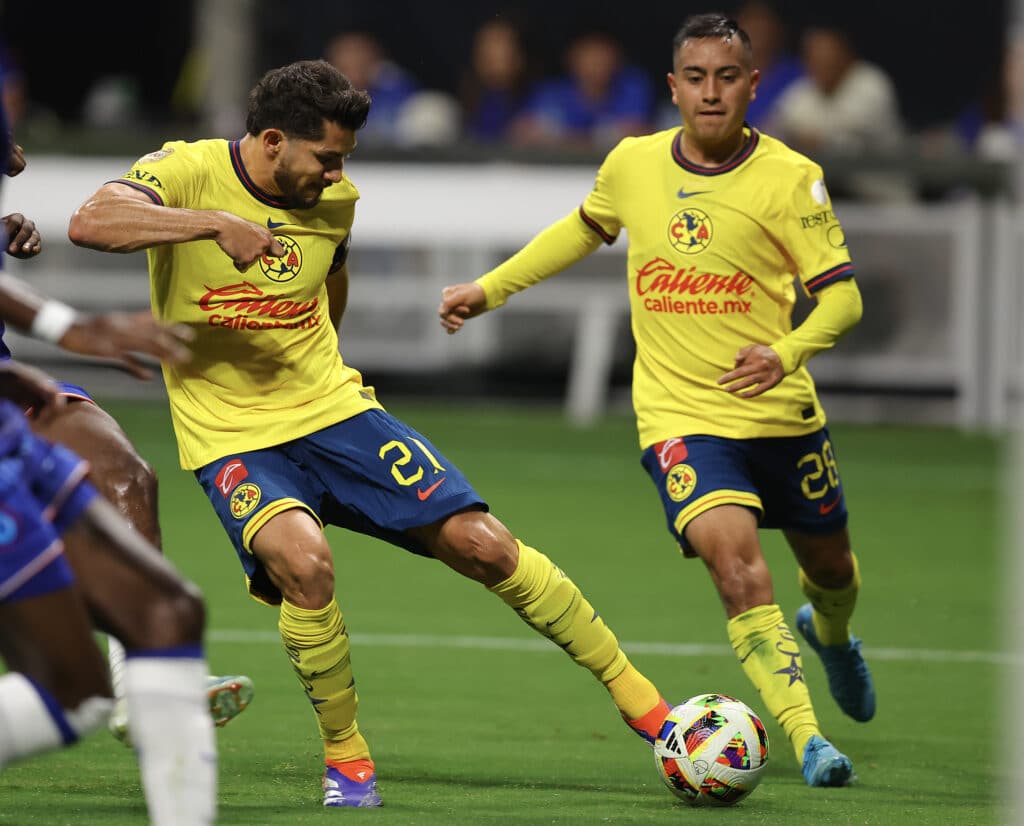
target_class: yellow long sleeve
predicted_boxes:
[771,278,863,374]
[476,211,604,310]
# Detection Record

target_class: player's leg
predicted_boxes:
[786,527,875,723]
[0,572,113,767]
[195,447,379,808]
[250,509,379,807]
[683,506,819,749]
[30,396,252,736]
[408,508,670,743]
[641,435,852,786]
[299,408,670,745]
[59,496,216,825]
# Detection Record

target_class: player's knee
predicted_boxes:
[135,580,207,648]
[438,511,518,584]
[272,547,336,608]
[710,554,773,616]
[104,449,159,507]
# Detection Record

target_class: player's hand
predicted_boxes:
[0,359,65,422]
[439,282,487,334]
[58,311,195,380]
[3,213,42,258]
[214,212,286,272]
[717,344,784,398]
[5,144,26,177]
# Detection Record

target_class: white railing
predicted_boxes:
[2,158,1017,430]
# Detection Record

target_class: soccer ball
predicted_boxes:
[653,693,769,806]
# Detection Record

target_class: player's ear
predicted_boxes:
[262,129,286,158]
[749,68,761,103]
[666,72,679,105]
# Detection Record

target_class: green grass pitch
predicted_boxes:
[0,400,1009,824]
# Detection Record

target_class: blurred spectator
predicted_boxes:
[324,31,419,145]
[459,18,535,143]
[734,1,803,130]
[955,34,1023,161]
[0,41,29,130]
[772,25,905,156]
[771,25,911,201]
[515,31,654,149]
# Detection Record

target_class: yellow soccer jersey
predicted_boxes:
[118,139,381,469]
[580,126,854,448]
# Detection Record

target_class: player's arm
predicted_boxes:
[325,264,348,331]
[3,212,41,258]
[0,272,194,379]
[5,143,26,176]
[0,359,64,419]
[718,278,863,398]
[438,210,603,333]
[68,183,284,271]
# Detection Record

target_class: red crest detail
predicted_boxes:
[655,438,688,472]
[214,459,249,498]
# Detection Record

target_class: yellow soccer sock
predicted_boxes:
[278,599,370,762]
[490,542,662,718]
[324,732,371,765]
[727,604,819,763]
[606,662,665,724]
[799,552,861,646]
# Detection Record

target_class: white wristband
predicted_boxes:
[29,301,78,344]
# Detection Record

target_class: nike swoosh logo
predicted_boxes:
[819,496,841,515]
[739,639,767,663]
[266,218,286,228]
[677,188,710,199]
[417,477,446,501]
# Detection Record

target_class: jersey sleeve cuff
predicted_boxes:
[805,263,854,293]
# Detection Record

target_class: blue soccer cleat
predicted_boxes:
[801,735,854,787]
[323,760,382,808]
[795,604,876,722]
[207,675,255,728]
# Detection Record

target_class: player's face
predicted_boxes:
[274,120,356,209]
[667,36,759,157]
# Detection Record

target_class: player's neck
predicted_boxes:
[237,134,283,196]
[680,128,748,168]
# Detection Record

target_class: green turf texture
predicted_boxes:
[0,401,1008,825]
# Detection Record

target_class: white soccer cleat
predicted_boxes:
[207,675,254,727]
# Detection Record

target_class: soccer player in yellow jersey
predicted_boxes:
[68,60,671,808]
[440,13,874,788]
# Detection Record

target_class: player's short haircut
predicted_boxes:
[672,13,753,66]
[246,60,372,139]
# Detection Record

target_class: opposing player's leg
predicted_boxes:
[787,528,875,723]
[0,589,115,768]
[60,496,217,824]
[409,511,670,743]
[30,395,252,737]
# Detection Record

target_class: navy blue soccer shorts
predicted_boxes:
[640,427,849,558]
[196,408,488,604]
[0,401,97,603]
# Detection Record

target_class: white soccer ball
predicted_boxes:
[653,693,769,806]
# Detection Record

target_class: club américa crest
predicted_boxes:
[259,234,303,282]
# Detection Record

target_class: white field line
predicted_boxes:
[207,630,1022,667]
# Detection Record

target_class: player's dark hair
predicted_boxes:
[672,13,753,64]
[246,60,372,139]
